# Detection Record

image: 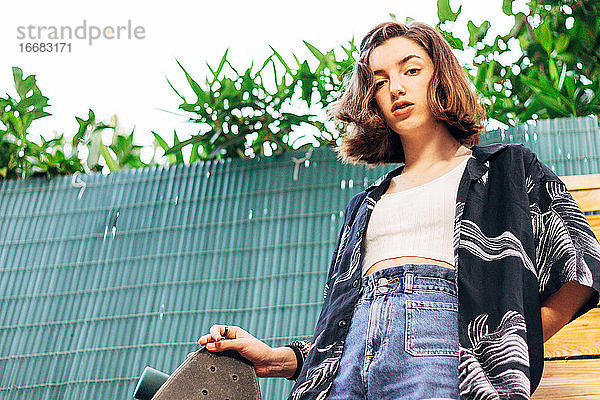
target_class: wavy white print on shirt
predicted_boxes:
[459,310,530,400]
[530,180,598,294]
[290,342,344,400]
[460,219,536,275]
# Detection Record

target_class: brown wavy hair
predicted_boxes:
[327,21,486,166]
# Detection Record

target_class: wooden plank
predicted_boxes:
[569,188,600,213]
[544,308,600,358]
[532,359,600,399]
[561,174,600,191]
[586,214,600,242]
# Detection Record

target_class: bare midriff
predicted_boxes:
[365,256,454,276]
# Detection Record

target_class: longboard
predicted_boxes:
[133,347,261,400]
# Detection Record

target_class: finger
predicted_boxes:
[205,338,244,352]
[198,333,215,345]
[210,324,240,341]
[209,324,226,341]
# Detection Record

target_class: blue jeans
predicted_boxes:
[327,263,459,400]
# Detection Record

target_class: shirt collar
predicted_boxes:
[364,143,509,196]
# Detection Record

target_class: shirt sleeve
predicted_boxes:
[285,340,312,381]
[525,145,600,320]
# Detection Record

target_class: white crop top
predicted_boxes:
[361,157,470,276]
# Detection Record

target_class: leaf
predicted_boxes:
[548,57,559,85]
[502,0,513,15]
[100,142,119,171]
[521,75,573,115]
[164,133,206,156]
[172,130,184,164]
[585,81,600,109]
[535,20,553,54]
[437,0,462,22]
[208,48,230,84]
[486,59,496,84]
[563,73,576,99]
[509,12,527,38]
[554,34,570,54]
[298,61,314,104]
[269,59,279,96]
[303,41,325,62]
[440,30,464,50]
[467,20,491,47]
[72,109,95,146]
[189,142,200,163]
[535,93,571,116]
[474,62,488,91]
[176,59,207,104]
[87,130,102,167]
[10,67,51,133]
[92,123,114,133]
[256,54,274,76]
[152,131,170,151]
[166,74,185,102]
[521,74,558,96]
[268,45,293,75]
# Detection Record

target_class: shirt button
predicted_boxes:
[378,277,388,285]
[352,279,359,288]
[338,319,347,328]
[355,231,361,238]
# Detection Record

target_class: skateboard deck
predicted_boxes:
[134,347,261,400]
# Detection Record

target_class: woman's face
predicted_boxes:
[368,37,436,136]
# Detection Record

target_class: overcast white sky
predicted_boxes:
[1,0,524,159]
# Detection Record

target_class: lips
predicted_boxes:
[391,101,414,112]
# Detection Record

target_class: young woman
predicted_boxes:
[197,21,600,399]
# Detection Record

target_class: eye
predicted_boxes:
[407,68,420,75]
[374,80,386,89]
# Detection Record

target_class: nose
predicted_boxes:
[389,76,406,98]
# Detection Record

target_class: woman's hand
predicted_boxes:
[192,324,297,379]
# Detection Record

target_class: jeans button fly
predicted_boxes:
[378,277,388,293]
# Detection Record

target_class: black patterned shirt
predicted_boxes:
[287,143,600,400]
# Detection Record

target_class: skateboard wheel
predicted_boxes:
[133,366,170,399]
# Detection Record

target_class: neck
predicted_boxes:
[398,122,469,173]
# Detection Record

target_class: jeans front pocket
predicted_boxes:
[405,300,458,357]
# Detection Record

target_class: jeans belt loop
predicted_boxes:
[404,273,413,294]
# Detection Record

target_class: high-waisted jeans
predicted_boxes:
[326,263,459,400]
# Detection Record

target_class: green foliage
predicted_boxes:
[0,67,82,179]
[75,113,153,172]
[437,0,600,125]
[437,0,462,22]
[0,68,154,180]
[165,40,357,160]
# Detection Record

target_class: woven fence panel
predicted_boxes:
[481,115,600,175]
[0,149,389,399]
[0,115,598,399]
